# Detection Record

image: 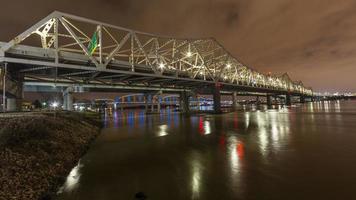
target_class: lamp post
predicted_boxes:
[51,101,58,118]
[2,63,7,112]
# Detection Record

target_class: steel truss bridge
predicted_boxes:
[0,11,313,112]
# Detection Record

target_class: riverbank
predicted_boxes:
[0,111,102,200]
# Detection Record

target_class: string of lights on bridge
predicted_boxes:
[0,11,313,96]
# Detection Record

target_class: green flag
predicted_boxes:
[88,31,98,55]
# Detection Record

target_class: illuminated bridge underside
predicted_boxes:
[0,11,312,96]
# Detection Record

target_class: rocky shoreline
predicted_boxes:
[0,112,102,200]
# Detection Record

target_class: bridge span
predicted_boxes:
[0,11,313,113]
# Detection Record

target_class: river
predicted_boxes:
[56,100,356,200]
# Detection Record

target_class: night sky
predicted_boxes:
[1,0,356,92]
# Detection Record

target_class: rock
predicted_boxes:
[0,112,101,200]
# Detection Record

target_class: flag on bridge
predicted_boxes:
[87,30,98,55]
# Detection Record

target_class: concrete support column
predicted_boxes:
[273,96,277,104]
[232,91,238,111]
[256,96,260,105]
[194,94,199,110]
[1,64,6,112]
[4,69,24,112]
[286,94,292,106]
[300,95,305,103]
[267,95,273,109]
[151,95,155,112]
[63,87,74,111]
[180,91,190,113]
[15,73,24,111]
[157,95,161,113]
[144,94,149,113]
[213,84,222,114]
[6,98,16,111]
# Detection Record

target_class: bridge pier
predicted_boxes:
[157,95,161,113]
[286,94,292,106]
[193,93,199,111]
[6,98,17,111]
[144,94,149,113]
[267,95,273,109]
[1,64,5,112]
[63,87,74,111]
[300,95,305,103]
[232,91,238,111]
[151,95,155,112]
[3,69,24,112]
[256,96,260,105]
[213,84,221,114]
[310,96,315,102]
[180,91,190,113]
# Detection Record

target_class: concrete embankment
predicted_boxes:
[0,112,102,199]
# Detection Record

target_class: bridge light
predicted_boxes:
[224,76,227,80]
[159,63,165,69]
[199,71,203,75]
[226,64,231,69]
[51,101,58,108]
[187,51,192,57]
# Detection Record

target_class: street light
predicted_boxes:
[51,102,58,108]
[51,101,59,118]
[159,63,165,69]
[187,51,192,57]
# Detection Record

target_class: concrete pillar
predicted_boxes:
[267,95,273,109]
[191,93,198,110]
[273,96,277,103]
[144,94,149,113]
[311,96,315,102]
[6,98,16,111]
[157,96,161,113]
[256,96,260,105]
[300,95,305,103]
[1,64,6,112]
[232,92,238,111]
[4,70,24,112]
[180,91,190,113]
[15,74,24,111]
[63,87,74,111]
[151,95,155,112]
[213,84,222,114]
[286,94,292,106]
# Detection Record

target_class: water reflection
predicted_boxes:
[57,101,356,200]
[249,109,291,156]
[190,152,202,199]
[244,112,250,129]
[157,124,168,137]
[335,100,341,112]
[198,117,212,135]
[58,161,83,194]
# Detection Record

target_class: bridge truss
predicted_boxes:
[0,11,312,95]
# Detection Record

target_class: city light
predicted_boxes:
[51,102,59,108]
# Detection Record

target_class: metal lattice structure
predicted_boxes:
[0,11,312,95]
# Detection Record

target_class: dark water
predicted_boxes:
[57,100,356,200]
